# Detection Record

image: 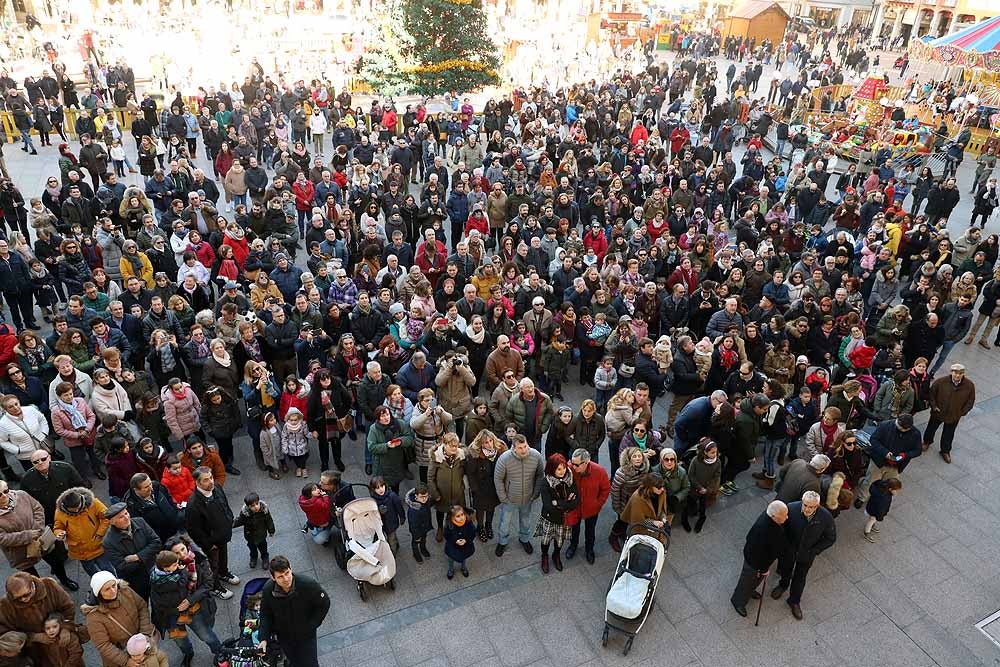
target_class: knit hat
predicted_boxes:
[389,303,405,316]
[796,355,809,365]
[275,252,289,263]
[90,571,117,597]
[126,634,150,657]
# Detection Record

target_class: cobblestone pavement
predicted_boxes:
[2,50,1000,667]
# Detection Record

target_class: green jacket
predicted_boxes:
[651,463,690,505]
[367,419,415,487]
[505,390,554,439]
[733,397,762,460]
[427,444,468,512]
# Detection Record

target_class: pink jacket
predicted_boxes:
[161,383,202,440]
[51,398,97,448]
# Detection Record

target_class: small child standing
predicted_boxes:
[28,258,59,322]
[443,505,476,579]
[864,477,902,542]
[541,335,570,400]
[370,476,405,554]
[110,139,127,177]
[233,492,275,569]
[281,408,311,478]
[594,356,618,411]
[39,612,85,667]
[405,484,433,563]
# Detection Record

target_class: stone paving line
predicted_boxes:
[3,54,1000,666]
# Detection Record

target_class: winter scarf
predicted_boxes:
[58,398,87,429]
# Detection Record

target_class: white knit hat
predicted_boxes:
[90,571,117,597]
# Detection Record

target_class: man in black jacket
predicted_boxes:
[258,556,331,667]
[667,335,702,433]
[635,338,668,406]
[17,451,82,590]
[186,467,239,596]
[856,414,922,505]
[123,472,182,543]
[770,492,836,620]
[102,503,161,600]
[731,500,789,617]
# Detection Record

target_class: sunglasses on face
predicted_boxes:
[633,428,646,434]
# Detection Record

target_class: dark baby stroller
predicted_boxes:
[215,578,286,667]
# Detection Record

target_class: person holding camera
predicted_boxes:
[434,350,475,441]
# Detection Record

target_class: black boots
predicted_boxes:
[412,545,423,563]
[552,549,563,572]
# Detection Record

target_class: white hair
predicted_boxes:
[710,390,728,403]
[802,490,821,504]
[766,500,788,518]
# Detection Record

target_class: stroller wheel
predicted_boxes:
[387,578,395,591]
[601,626,609,647]
[357,581,367,601]
[623,637,634,656]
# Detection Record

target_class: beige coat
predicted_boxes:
[0,491,46,570]
[82,581,157,667]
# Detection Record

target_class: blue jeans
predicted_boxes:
[81,555,116,577]
[447,557,467,575]
[497,501,533,546]
[19,130,35,151]
[173,608,223,657]
[774,138,786,160]
[762,438,785,477]
[309,525,331,545]
[930,339,957,375]
[232,193,247,209]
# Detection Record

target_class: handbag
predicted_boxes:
[26,526,57,559]
[9,417,54,454]
[335,413,354,433]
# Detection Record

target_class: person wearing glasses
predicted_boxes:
[0,476,79,590]
[0,571,86,656]
[0,395,50,473]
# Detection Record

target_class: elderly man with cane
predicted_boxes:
[730,500,789,619]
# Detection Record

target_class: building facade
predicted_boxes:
[873,0,995,45]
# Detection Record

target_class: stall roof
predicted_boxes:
[727,0,790,20]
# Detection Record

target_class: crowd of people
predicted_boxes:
[0,18,992,667]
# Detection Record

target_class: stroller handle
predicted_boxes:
[626,522,670,539]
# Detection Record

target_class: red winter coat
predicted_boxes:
[573,461,610,519]
[847,343,876,370]
[583,230,608,262]
[161,466,195,505]
[630,124,649,147]
[222,234,250,269]
[299,493,332,527]
[464,213,489,237]
[0,325,16,379]
[293,180,315,212]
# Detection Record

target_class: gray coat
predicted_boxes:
[774,459,822,504]
[493,447,544,506]
[96,227,126,281]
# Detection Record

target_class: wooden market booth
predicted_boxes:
[720,0,790,46]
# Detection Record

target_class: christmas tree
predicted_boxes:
[357,6,414,97]
[400,0,501,95]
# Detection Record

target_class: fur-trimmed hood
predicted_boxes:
[432,444,467,465]
[56,486,95,515]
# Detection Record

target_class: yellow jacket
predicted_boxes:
[53,487,109,561]
[119,253,155,289]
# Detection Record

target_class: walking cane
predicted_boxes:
[754,570,769,627]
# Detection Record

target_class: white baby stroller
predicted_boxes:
[602,524,668,656]
[342,496,397,600]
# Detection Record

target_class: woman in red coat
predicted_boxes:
[630,120,649,147]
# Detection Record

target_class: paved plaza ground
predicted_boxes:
[2,50,1000,667]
